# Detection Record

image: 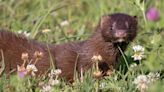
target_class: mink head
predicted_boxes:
[99,13,137,45]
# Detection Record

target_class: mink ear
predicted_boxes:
[100,15,110,29]
[133,15,137,20]
[133,15,138,25]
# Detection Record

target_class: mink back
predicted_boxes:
[0,29,51,75]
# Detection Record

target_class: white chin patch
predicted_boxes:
[117,39,125,42]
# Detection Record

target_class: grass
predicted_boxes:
[0,0,164,92]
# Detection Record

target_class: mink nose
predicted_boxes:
[115,30,127,38]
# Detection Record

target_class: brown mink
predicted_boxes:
[0,13,137,82]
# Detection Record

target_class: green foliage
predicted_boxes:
[0,0,164,92]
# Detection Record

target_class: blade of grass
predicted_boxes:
[117,46,129,70]
[0,49,5,76]
[31,4,67,38]
[46,44,55,69]
[73,54,79,81]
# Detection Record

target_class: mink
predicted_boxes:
[0,13,137,82]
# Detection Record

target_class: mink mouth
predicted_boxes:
[105,38,128,46]
[113,40,129,46]
[112,38,128,43]
[115,38,126,43]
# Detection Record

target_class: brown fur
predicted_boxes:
[0,13,137,82]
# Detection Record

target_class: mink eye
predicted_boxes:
[110,22,116,31]
[109,26,113,31]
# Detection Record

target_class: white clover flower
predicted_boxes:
[132,45,144,52]
[130,63,137,68]
[60,20,69,26]
[42,85,52,92]
[18,30,30,37]
[133,75,149,92]
[42,29,51,33]
[48,78,60,86]
[132,45,145,61]
[147,72,160,83]
[48,69,62,78]
[26,64,38,72]
[134,73,160,92]
[26,64,38,76]
[91,55,103,62]
[99,82,107,89]
[51,69,62,76]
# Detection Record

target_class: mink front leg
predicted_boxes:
[77,44,119,77]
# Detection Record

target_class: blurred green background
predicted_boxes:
[0,0,164,92]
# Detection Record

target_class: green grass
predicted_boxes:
[0,0,164,92]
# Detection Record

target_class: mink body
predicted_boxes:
[0,13,137,82]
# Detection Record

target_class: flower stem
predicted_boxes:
[117,46,129,70]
